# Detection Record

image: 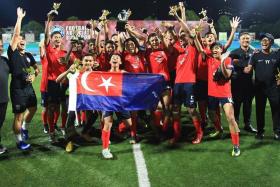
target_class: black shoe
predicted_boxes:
[255,133,264,140]
[201,122,208,130]
[274,133,280,141]
[54,124,60,132]
[244,124,257,133]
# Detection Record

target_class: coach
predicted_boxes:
[244,33,280,140]
[230,32,256,133]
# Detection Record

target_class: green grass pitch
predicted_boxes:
[0,69,279,187]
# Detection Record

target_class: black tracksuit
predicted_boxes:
[249,50,280,134]
[230,47,254,126]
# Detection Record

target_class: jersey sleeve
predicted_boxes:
[25,52,37,66]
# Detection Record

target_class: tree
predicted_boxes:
[67,16,79,21]
[22,20,44,40]
[185,10,200,21]
[216,15,231,32]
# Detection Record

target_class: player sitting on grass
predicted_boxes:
[56,53,99,152]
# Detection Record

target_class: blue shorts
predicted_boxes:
[195,80,208,101]
[102,111,131,120]
[208,96,234,110]
[173,83,196,108]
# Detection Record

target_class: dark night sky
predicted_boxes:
[0,0,280,27]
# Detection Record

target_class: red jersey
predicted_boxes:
[40,55,48,92]
[97,52,111,71]
[123,51,146,73]
[46,43,68,81]
[207,57,232,97]
[146,49,170,81]
[71,51,83,61]
[175,45,198,83]
[165,42,183,71]
[197,48,211,81]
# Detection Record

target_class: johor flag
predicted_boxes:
[76,71,165,111]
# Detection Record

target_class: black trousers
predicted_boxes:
[232,90,254,126]
[0,102,8,142]
[255,86,280,134]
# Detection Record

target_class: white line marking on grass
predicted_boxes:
[133,143,151,187]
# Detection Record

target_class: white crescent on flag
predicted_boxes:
[81,71,96,93]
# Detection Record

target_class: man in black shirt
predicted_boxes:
[8,7,39,150]
[0,39,10,154]
[230,32,257,133]
[244,33,280,140]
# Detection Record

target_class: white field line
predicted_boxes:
[132,143,151,187]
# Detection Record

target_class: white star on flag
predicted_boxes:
[98,76,116,93]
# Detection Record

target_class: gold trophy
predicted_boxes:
[99,9,111,22]
[87,10,110,32]
[199,8,213,24]
[48,2,61,17]
[169,5,179,16]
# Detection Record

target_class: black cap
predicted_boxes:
[260,33,274,44]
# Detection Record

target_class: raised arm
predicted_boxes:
[10,7,26,51]
[178,2,186,21]
[224,17,241,51]
[125,24,146,41]
[56,64,76,83]
[208,21,217,39]
[44,13,54,46]
[170,7,191,34]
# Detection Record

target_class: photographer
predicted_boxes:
[229,32,256,133]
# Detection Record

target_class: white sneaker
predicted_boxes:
[0,144,7,154]
[102,148,113,159]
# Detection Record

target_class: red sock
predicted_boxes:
[173,118,181,140]
[81,111,86,124]
[118,122,127,133]
[230,132,240,146]
[130,119,137,137]
[61,112,67,128]
[54,110,60,124]
[193,119,203,135]
[47,114,55,133]
[198,103,207,124]
[102,130,110,149]
[41,110,48,125]
[162,119,169,132]
[153,111,162,127]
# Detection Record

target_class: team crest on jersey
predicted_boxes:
[155,55,163,63]
[51,25,65,37]
[154,52,165,64]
